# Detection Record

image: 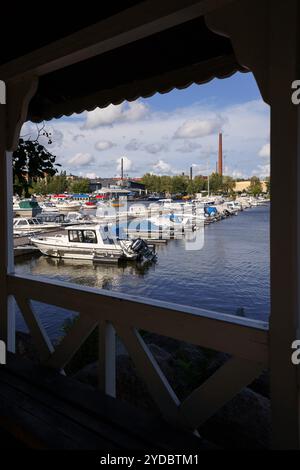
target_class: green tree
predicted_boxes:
[69,178,90,194]
[13,126,60,196]
[222,176,236,194]
[249,176,262,196]
[209,172,223,193]
[265,176,270,195]
[171,175,188,195]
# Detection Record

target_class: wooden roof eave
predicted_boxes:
[29,54,247,122]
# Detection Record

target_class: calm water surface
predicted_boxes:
[15,205,270,338]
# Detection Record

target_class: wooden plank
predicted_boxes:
[98,321,116,397]
[115,324,180,423]
[0,367,139,450]
[7,274,269,363]
[0,0,233,80]
[3,354,202,450]
[14,296,54,362]
[178,356,264,429]
[0,375,117,449]
[46,314,98,370]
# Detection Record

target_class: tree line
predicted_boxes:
[141,173,269,196]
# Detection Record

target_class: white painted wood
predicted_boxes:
[98,321,116,397]
[206,0,300,449]
[179,356,264,429]
[115,324,179,423]
[0,0,233,81]
[0,107,15,352]
[46,314,98,370]
[268,0,300,450]
[15,296,54,362]
[7,273,269,363]
[6,78,38,151]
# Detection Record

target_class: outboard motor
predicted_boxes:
[130,238,157,262]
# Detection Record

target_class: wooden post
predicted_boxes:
[205,0,300,449]
[268,1,300,449]
[0,107,15,351]
[0,77,38,352]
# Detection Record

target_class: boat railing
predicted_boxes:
[7,272,268,431]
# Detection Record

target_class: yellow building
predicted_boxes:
[234,180,268,193]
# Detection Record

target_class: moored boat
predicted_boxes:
[30,224,157,263]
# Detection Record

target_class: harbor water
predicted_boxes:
[15,205,270,339]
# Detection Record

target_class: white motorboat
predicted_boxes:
[13,217,60,235]
[225,201,241,213]
[30,224,157,263]
[39,202,59,212]
[56,201,82,212]
[145,213,195,231]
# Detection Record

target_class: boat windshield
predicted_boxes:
[68,229,98,244]
[99,226,115,245]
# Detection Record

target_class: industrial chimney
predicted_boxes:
[218,132,223,176]
[190,166,193,180]
[121,157,124,180]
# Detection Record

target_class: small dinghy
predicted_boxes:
[30,224,157,263]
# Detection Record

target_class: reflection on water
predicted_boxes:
[15,206,270,338]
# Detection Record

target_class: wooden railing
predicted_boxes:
[7,272,269,431]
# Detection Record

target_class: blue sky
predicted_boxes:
[22,71,270,179]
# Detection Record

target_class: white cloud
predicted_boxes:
[258,143,270,158]
[95,140,115,151]
[254,164,270,179]
[152,160,172,174]
[174,116,224,139]
[85,172,98,179]
[84,101,149,129]
[68,153,95,167]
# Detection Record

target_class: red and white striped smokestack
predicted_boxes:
[218,132,223,176]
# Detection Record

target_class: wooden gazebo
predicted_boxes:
[0,0,299,449]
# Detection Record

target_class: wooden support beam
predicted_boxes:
[268,1,300,450]
[0,0,233,81]
[179,357,264,429]
[0,146,14,351]
[0,77,37,351]
[98,321,116,397]
[115,325,180,423]
[46,314,98,370]
[206,0,300,450]
[14,296,54,362]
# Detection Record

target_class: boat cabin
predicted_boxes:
[67,225,115,246]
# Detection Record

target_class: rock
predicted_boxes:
[199,387,271,449]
